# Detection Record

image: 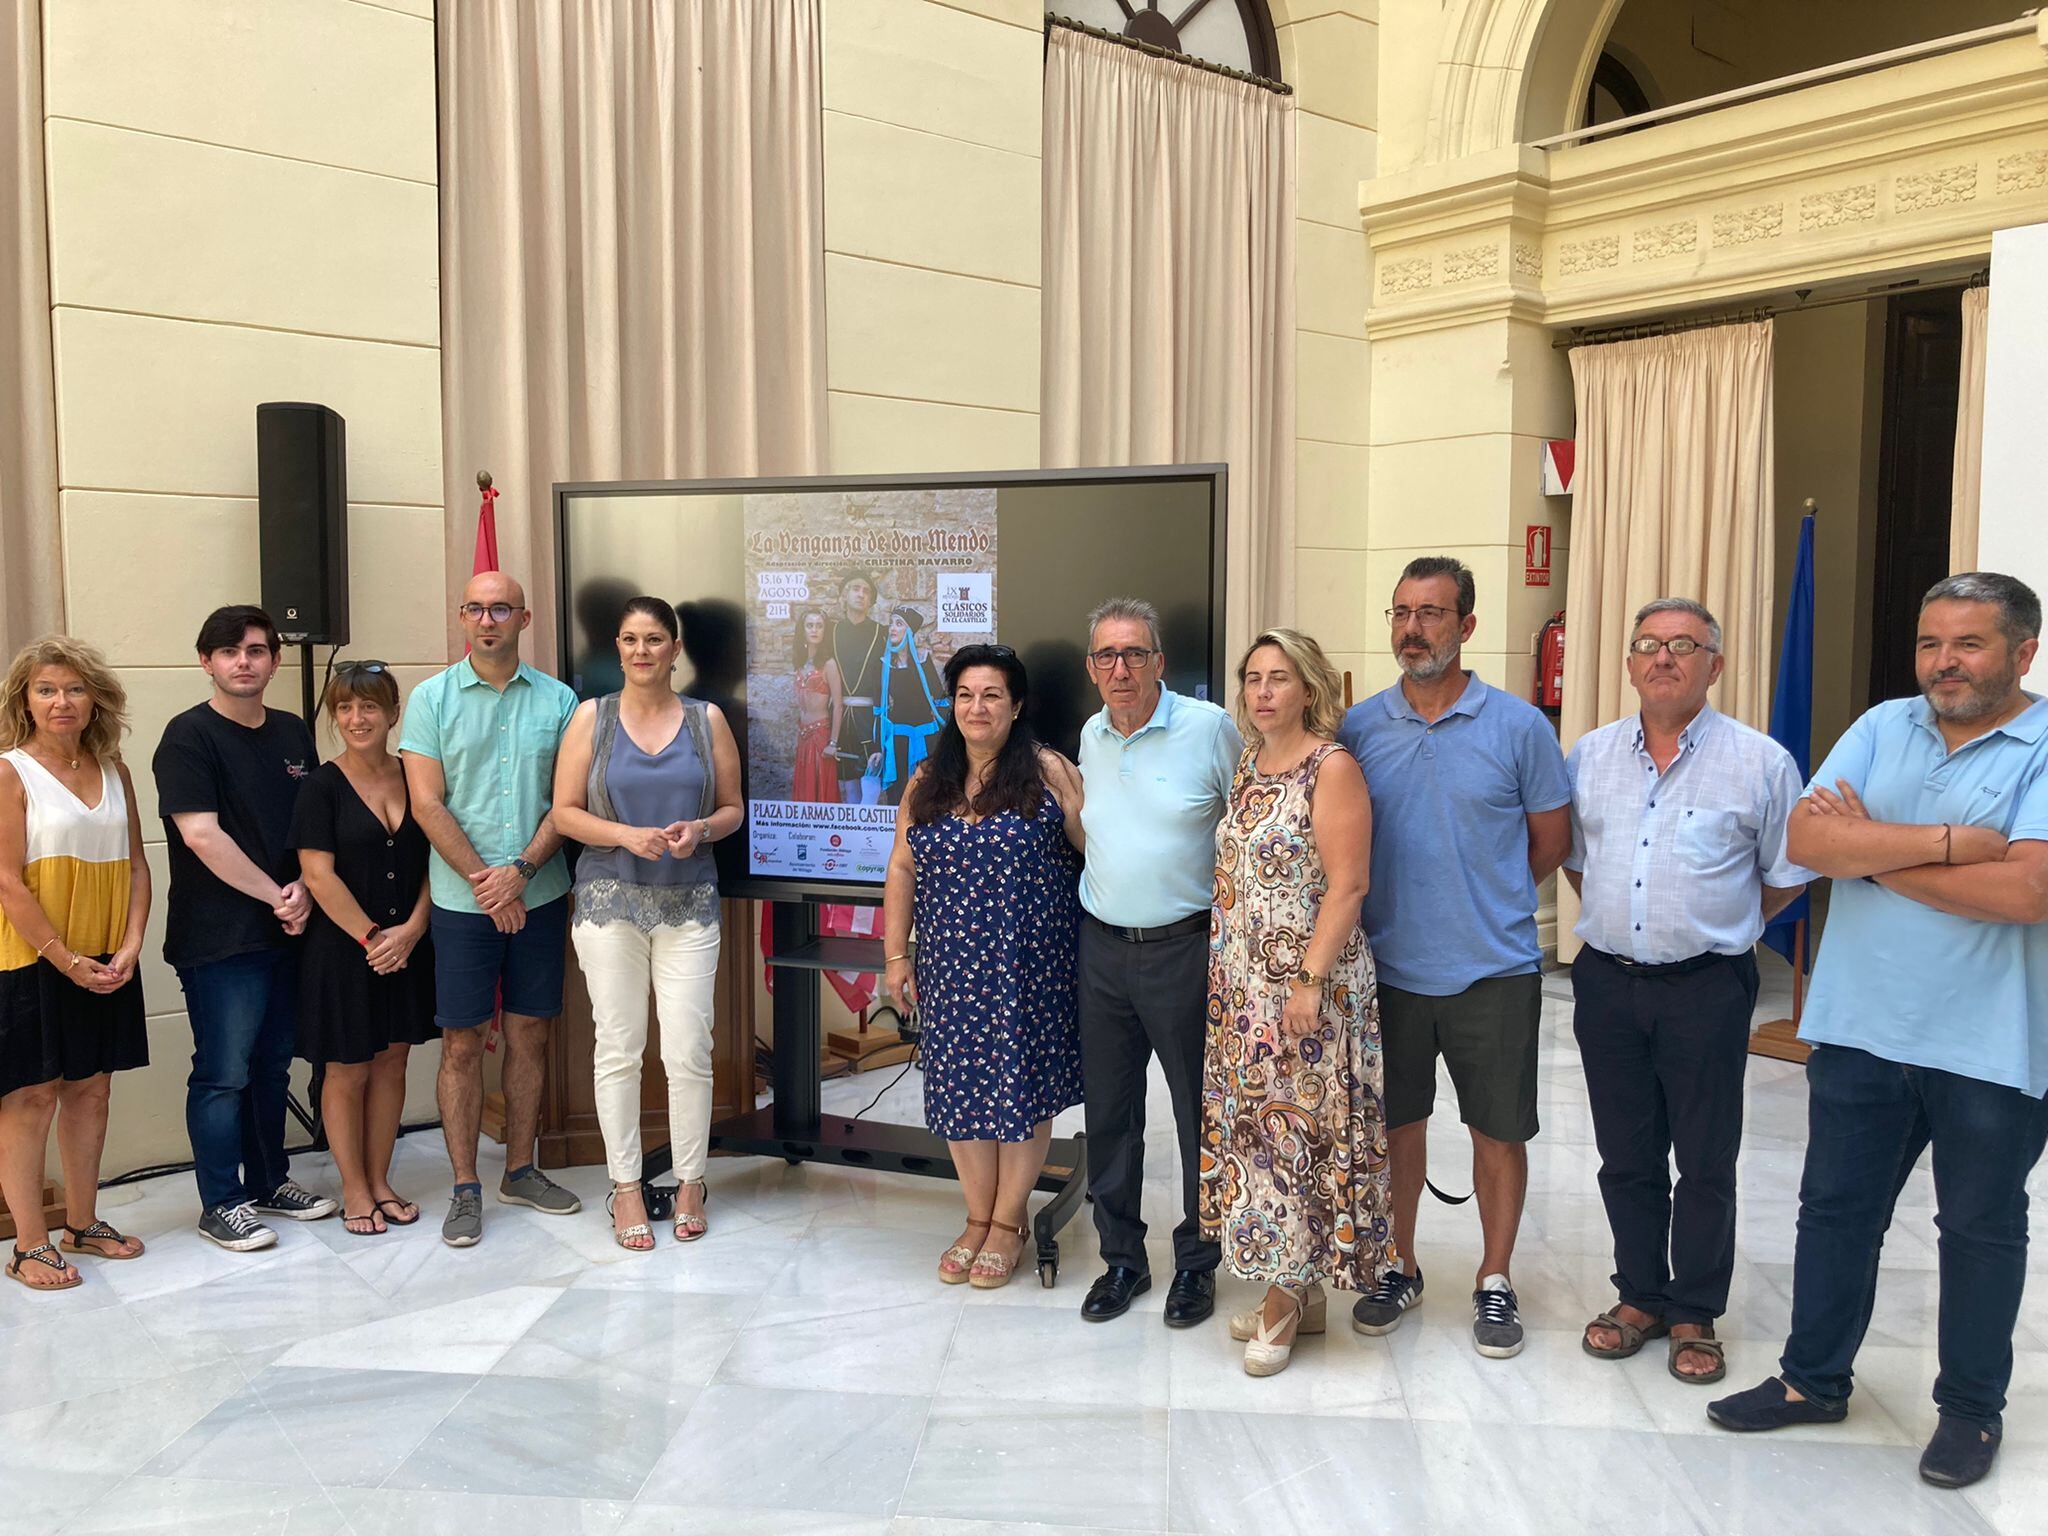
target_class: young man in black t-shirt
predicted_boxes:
[154,606,337,1250]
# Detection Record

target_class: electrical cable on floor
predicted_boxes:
[851,1047,918,1120]
[99,1119,444,1189]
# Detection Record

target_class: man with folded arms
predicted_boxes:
[1565,598,1809,1387]
[1709,572,2048,1491]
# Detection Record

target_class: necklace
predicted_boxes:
[30,742,82,772]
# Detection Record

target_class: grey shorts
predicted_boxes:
[1380,973,1542,1142]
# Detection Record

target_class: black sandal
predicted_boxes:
[341,1208,386,1237]
[61,1219,144,1260]
[6,1242,82,1290]
[374,1197,420,1227]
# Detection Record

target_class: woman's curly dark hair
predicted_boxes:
[907,645,1044,825]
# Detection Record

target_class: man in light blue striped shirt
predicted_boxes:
[1564,597,1810,1387]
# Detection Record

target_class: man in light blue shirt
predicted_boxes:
[1564,598,1810,1386]
[1074,596,1242,1329]
[1710,573,2048,1492]
[1339,556,1572,1361]
[402,571,582,1246]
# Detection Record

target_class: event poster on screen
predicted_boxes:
[743,489,998,882]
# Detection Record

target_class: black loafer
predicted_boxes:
[1162,1269,1215,1328]
[1919,1415,2001,1488]
[1081,1266,1152,1322]
[1706,1376,1847,1432]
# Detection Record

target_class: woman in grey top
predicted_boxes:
[552,597,742,1249]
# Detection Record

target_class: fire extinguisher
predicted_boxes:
[1534,610,1566,711]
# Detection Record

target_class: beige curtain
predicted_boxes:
[2,0,62,653]
[1559,321,1776,955]
[1041,28,1296,661]
[438,0,826,665]
[1950,285,1990,573]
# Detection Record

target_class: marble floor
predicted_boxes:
[6,966,2046,1536]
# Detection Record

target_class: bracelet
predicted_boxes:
[360,926,382,950]
[1943,824,1953,866]
[35,935,61,958]
[65,953,83,971]
[885,952,911,964]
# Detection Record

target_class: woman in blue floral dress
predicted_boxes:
[882,644,1085,1289]
[1200,628,1394,1376]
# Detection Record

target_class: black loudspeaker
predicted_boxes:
[257,402,349,644]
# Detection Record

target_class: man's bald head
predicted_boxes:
[464,570,526,610]
[457,569,532,664]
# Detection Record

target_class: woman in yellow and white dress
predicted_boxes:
[0,637,152,1291]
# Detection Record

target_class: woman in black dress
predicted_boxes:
[291,663,436,1235]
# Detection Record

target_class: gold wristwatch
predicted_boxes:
[1293,966,1326,990]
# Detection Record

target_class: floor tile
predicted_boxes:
[1165,1408,1423,1534]
[495,1285,756,1388]
[640,1383,928,1517]
[64,1476,351,1533]
[900,1401,1169,1531]
[1663,1433,1998,1535]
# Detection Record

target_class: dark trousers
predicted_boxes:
[1077,917,1217,1274]
[1780,1042,2048,1426]
[1572,947,1758,1326]
[180,949,299,1211]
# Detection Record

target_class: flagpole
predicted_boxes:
[1752,498,1818,1065]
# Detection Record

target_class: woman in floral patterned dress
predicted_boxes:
[1200,627,1395,1375]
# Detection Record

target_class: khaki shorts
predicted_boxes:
[1380,973,1542,1142]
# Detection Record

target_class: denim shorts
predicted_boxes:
[429,895,569,1029]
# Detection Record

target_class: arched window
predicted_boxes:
[1583,50,1654,129]
[1057,1,1282,81]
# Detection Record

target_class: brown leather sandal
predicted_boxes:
[1582,1309,1668,1360]
[940,1218,992,1284]
[969,1219,1031,1291]
[61,1219,144,1260]
[6,1242,82,1290]
[1668,1330,1727,1384]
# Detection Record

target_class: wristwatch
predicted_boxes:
[1293,966,1326,990]
[511,856,537,881]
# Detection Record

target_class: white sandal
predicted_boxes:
[607,1185,655,1252]
[1243,1288,1313,1377]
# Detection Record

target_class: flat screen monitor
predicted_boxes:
[556,466,1227,901]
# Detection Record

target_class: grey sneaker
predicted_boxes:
[251,1179,338,1221]
[1352,1267,1424,1335]
[198,1201,278,1252]
[1473,1275,1525,1359]
[442,1187,483,1248]
[498,1166,582,1215]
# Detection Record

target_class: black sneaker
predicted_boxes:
[1473,1275,1524,1359]
[251,1179,338,1221]
[198,1201,278,1252]
[1351,1267,1424,1335]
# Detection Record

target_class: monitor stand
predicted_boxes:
[643,897,1090,1289]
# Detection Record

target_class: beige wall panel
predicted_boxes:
[1369,320,1570,447]
[1295,546,1375,655]
[1297,221,1371,339]
[823,112,1040,287]
[53,309,442,506]
[45,120,438,345]
[1297,331,1371,446]
[1368,434,1519,549]
[63,492,260,668]
[1280,14,1378,131]
[826,392,1038,476]
[365,0,434,17]
[1279,2,1380,19]
[823,0,1041,157]
[825,255,1039,414]
[136,842,177,1027]
[1297,439,1371,549]
[1297,111,1377,230]
[43,0,436,184]
[928,0,1040,29]
[1363,543,1526,656]
[98,1014,198,1178]
[347,506,452,668]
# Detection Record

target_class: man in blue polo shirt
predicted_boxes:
[1075,596,1242,1328]
[1339,556,1572,1360]
[402,571,582,1248]
[1710,572,2048,1491]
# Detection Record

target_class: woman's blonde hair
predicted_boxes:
[0,635,131,763]
[1234,627,1346,742]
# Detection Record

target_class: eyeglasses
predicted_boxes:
[1386,605,1459,626]
[459,602,519,623]
[1629,636,1718,657]
[1086,646,1157,672]
[335,659,389,678]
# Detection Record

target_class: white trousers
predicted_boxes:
[572,917,722,1183]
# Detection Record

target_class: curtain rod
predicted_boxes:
[1554,271,1989,349]
[1045,13,1292,95]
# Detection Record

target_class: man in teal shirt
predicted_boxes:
[1709,573,2048,1491]
[402,571,582,1246]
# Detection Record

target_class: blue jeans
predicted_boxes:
[1781,1043,2048,1427]
[180,949,299,1211]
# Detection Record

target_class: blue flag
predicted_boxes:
[1763,512,1815,967]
